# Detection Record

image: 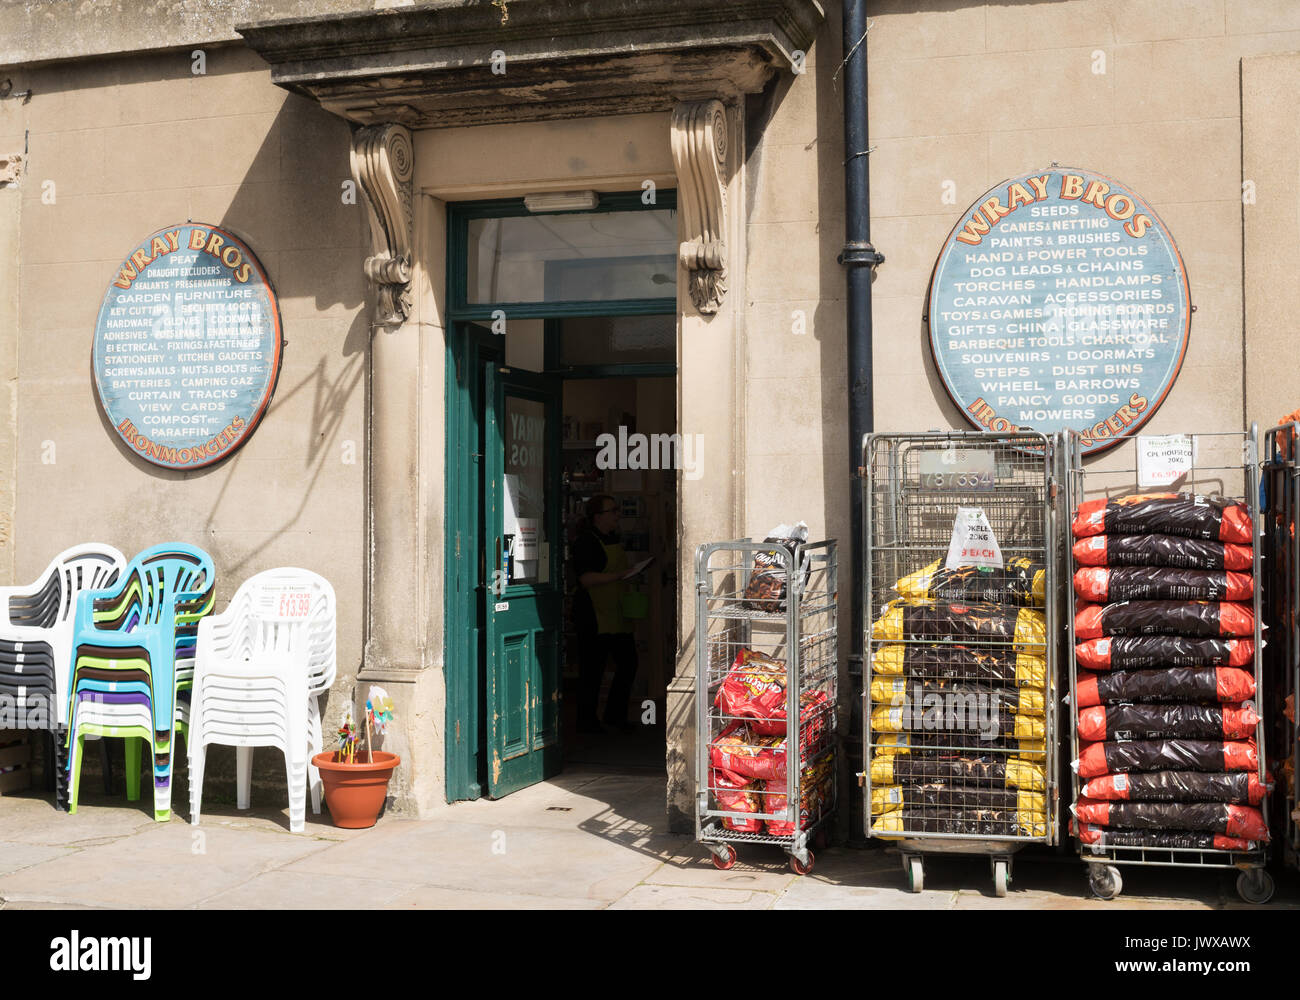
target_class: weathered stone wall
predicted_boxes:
[0,44,369,804]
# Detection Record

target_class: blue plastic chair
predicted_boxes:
[65,544,215,820]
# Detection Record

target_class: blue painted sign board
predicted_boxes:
[93,223,282,469]
[927,168,1191,454]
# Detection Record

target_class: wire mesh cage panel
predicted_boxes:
[861,431,1061,894]
[1064,428,1273,903]
[1263,424,1300,868]
[694,538,837,873]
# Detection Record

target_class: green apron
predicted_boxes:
[588,537,629,635]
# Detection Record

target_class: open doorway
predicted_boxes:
[443,194,679,802]
[560,364,676,772]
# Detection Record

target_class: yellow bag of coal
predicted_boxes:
[871,599,1046,654]
[894,558,1046,608]
[871,643,1047,689]
[869,753,1046,792]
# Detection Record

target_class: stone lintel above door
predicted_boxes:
[236,0,824,128]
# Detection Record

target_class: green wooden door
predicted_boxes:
[483,362,563,797]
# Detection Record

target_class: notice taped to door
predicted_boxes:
[946,507,1004,570]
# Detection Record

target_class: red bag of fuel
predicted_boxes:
[1074,600,1255,639]
[1075,667,1256,706]
[1075,635,1254,671]
[1072,533,1253,571]
[1073,798,1269,841]
[708,723,787,782]
[714,647,785,725]
[1073,566,1252,603]
[1072,494,1252,543]
[1077,703,1259,742]
[1081,770,1267,805]
[713,768,762,833]
[1073,821,1255,852]
[1075,738,1258,777]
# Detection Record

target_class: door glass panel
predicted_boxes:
[503,394,548,585]
[467,210,677,304]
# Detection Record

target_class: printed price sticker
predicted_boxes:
[275,588,313,619]
[945,506,1004,570]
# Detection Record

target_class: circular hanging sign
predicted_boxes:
[93,223,282,469]
[926,167,1191,454]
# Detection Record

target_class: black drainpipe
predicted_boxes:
[840,0,883,832]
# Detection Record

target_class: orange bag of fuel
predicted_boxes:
[1073,821,1256,852]
[1074,738,1258,777]
[1077,702,1259,742]
[1073,566,1253,603]
[1072,798,1269,841]
[1072,533,1253,571]
[1081,770,1268,805]
[1072,493,1252,543]
[1074,600,1255,640]
[1075,635,1254,671]
[1075,666,1256,706]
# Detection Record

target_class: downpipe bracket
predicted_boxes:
[838,242,885,268]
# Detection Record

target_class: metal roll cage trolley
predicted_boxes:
[860,430,1062,896]
[694,538,838,874]
[1065,428,1273,903]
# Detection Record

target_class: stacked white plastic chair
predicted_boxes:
[0,544,127,809]
[189,568,336,833]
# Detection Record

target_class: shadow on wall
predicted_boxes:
[69,59,372,582]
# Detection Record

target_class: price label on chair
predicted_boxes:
[272,588,313,619]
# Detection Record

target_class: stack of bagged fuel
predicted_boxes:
[868,559,1049,839]
[1070,493,1270,851]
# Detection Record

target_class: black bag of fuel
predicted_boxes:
[1074,566,1253,603]
[869,753,1044,791]
[1072,493,1252,543]
[1072,533,1253,571]
[872,783,1044,815]
[870,676,1044,716]
[1073,798,1268,840]
[893,558,1045,608]
[1075,738,1258,778]
[1074,600,1254,640]
[1075,635,1254,671]
[1074,822,1255,852]
[872,807,1046,838]
[1080,770,1268,805]
[872,643,1045,688]
[873,599,1045,652]
[1075,667,1256,706]
[1077,702,1259,742]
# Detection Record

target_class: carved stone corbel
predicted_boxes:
[350,124,415,326]
[671,100,728,315]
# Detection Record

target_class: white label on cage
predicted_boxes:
[885,787,903,804]
[1137,434,1195,488]
[1112,773,1128,792]
[945,506,1004,570]
[919,448,995,492]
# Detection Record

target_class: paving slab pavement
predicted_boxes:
[1,767,1297,910]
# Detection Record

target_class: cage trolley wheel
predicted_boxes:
[710,845,737,871]
[789,850,815,876]
[1088,864,1123,900]
[1236,868,1274,905]
[992,857,1011,898]
[903,855,924,893]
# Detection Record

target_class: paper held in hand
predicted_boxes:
[945,506,1004,570]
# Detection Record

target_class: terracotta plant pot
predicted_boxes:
[312,750,401,829]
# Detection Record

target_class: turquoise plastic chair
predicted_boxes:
[65,544,215,820]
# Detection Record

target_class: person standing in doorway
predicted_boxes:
[573,494,645,733]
